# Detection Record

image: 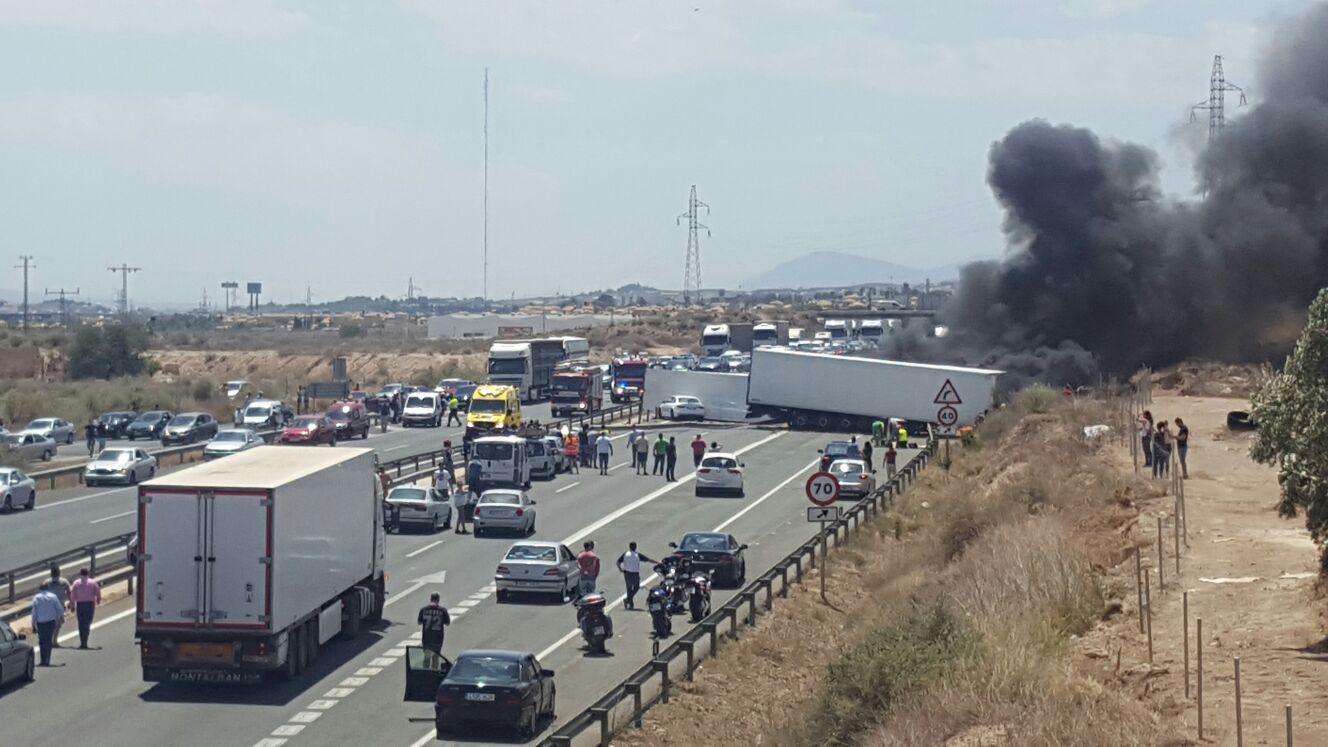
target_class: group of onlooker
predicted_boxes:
[1138,410,1189,481]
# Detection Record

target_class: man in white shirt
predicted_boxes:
[595,431,614,475]
[615,542,657,610]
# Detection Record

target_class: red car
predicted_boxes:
[326,401,371,440]
[279,415,337,446]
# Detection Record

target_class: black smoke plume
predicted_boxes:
[892,2,1328,385]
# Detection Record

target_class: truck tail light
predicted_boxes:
[242,639,269,657]
[141,640,166,657]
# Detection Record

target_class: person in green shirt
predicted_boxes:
[652,434,668,476]
[871,419,885,447]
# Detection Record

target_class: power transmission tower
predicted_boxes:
[305,286,313,306]
[676,185,710,304]
[221,281,238,312]
[14,255,34,331]
[108,264,142,316]
[1191,54,1246,142]
[45,287,79,327]
[483,67,490,302]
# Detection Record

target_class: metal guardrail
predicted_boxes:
[22,428,282,490]
[0,402,647,622]
[542,439,938,747]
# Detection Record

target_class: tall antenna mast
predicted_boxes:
[14,255,34,331]
[1191,54,1246,142]
[677,185,710,305]
[483,67,490,303]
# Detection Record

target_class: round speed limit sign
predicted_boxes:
[805,471,841,506]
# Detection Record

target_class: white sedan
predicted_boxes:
[0,468,36,512]
[658,395,706,421]
[494,541,581,602]
[385,485,452,532]
[84,448,158,486]
[473,489,537,537]
[695,452,745,497]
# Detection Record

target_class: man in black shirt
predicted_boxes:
[417,592,451,654]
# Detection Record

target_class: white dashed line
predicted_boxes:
[306,700,339,711]
[480,584,497,593]
[89,509,136,524]
[555,481,580,493]
[457,599,480,607]
[339,676,369,687]
[323,688,355,698]
[289,712,322,724]
[386,648,408,657]
[448,608,468,616]
[405,539,445,558]
[354,667,382,677]
[368,658,396,667]
[254,739,287,747]
[272,725,305,736]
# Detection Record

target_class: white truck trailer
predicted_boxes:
[746,348,1001,432]
[135,447,386,683]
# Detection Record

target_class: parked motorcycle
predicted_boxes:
[686,569,713,622]
[574,591,613,654]
[653,558,690,615]
[646,585,673,638]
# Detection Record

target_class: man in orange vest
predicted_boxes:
[564,433,580,474]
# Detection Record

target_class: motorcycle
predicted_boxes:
[646,584,673,638]
[686,569,713,622]
[653,559,690,615]
[574,592,613,654]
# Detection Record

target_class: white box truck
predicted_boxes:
[135,447,386,683]
[746,348,1001,432]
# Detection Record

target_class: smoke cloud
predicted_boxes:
[894,2,1328,385]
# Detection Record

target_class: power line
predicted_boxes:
[107,264,142,316]
[44,287,79,327]
[1191,54,1246,143]
[677,185,711,304]
[14,255,34,331]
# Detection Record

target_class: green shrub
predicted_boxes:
[339,323,366,339]
[191,379,214,402]
[68,323,151,379]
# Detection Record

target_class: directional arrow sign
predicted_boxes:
[807,505,841,523]
[386,570,448,607]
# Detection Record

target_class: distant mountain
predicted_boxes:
[743,251,959,290]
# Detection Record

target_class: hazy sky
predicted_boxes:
[0,0,1311,305]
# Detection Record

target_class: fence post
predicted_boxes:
[653,659,670,704]
[745,591,757,626]
[1135,548,1145,634]
[1286,704,1293,747]
[6,572,13,604]
[89,545,98,577]
[1144,570,1153,664]
[1198,617,1205,740]
[1157,515,1165,591]
[590,707,610,747]
[779,565,789,598]
[625,681,643,728]
[702,621,718,656]
[764,579,773,610]
[1183,591,1190,699]
[680,639,695,681]
[1235,657,1244,747]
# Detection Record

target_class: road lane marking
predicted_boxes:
[34,487,125,510]
[448,607,468,616]
[290,712,322,723]
[383,443,414,452]
[307,700,339,710]
[272,725,305,736]
[457,599,480,607]
[408,733,433,747]
[713,458,821,532]
[89,509,136,524]
[555,481,580,493]
[354,667,382,677]
[339,676,368,687]
[323,688,355,698]
[404,540,444,558]
[57,606,136,644]
[254,739,287,747]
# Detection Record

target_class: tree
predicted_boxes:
[1251,288,1328,571]
[67,322,151,379]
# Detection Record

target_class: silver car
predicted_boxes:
[0,468,36,511]
[385,485,452,532]
[829,459,876,499]
[541,435,567,474]
[83,448,157,486]
[494,541,580,602]
[22,418,74,445]
[2,433,57,462]
[473,489,537,537]
[203,428,264,460]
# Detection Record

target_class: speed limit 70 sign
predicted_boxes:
[805,471,841,506]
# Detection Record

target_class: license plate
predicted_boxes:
[648,603,662,611]
[592,626,605,635]
[516,581,540,588]
[465,692,495,702]
[176,642,233,662]
[489,509,513,517]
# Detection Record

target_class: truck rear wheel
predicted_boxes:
[305,619,320,668]
[281,627,301,680]
[793,412,810,430]
[340,593,362,640]
[366,578,385,623]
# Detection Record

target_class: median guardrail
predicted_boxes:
[1,532,138,623]
[542,439,938,747]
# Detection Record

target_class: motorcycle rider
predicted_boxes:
[616,542,657,610]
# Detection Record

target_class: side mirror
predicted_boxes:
[542,669,555,678]
[816,449,824,454]
[740,463,746,469]
[667,542,678,548]
[739,544,749,550]
[529,500,537,506]
[17,633,27,640]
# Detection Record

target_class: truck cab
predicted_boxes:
[470,435,531,489]
[466,385,522,433]
[550,369,604,417]
[610,358,648,404]
[487,342,534,401]
[824,319,849,341]
[700,324,730,357]
[858,319,884,346]
[752,323,779,348]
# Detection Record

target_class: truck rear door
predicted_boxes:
[139,489,270,630]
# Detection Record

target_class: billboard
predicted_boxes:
[246,282,263,294]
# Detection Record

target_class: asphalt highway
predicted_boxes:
[0,423,919,747]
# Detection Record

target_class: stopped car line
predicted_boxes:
[0,423,921,747]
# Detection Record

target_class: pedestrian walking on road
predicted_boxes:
[691,434,706,468]
[451,480,470,534]
[626,427,644,471]
[417,592,451,655]
[861,440,874,472]
[885,443,898,480]
[577,542,600,596]
[68,568,101,649]
[31,582,62,666]
[652,434,667,476]
[377,466,392,497]
[871,419,885,447]
[84,420,98,458]
[48,566,70,644]
[665,437,678,481]
[1175,418,1190,479]
[441,441,455,481]
[897,426,908,449]
[1139,410,1154,468]
[616,542,656,610]
[634,434,650,475]
[595,431,613,475]
[447,396,463,426]
[579,426,592,468]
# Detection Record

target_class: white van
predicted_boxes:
[471,435,531,489]
[241,399,290,428]
[402,391,442,428]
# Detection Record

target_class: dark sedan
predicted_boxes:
[279,415,337,446]
[435,650,556,737]
[125,411,173,440]
[668,532,748,587]
[95,411,137,439]
[0,619,35,688]
[160,412,219,445]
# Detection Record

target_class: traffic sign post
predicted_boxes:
[805,472,841,604]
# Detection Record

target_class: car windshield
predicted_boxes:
[613,363,646,378]
[701,457,737,469]
[292,417,321,428]
[406,395,433,408]
[135,411,166,422]
[26,419,53,429]
[450,656,518,682]
[825,442,859,457]
[168,415,197,426]
[96,450,134,463]
[389,488,428,502]
[469,398,506,413]
[680,534,727,551]
[326,408,351,420]
[213,431,249,442]
[506,545,557,562]
[474,442,514,460]
[244,405,272,418]
[3,435,20,447]
[480,492,520,505]
[488,358,528,375]
[453,384,476,397]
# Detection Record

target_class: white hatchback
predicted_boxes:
[695,453,745,497]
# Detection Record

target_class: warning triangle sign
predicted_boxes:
[933,379,962,405]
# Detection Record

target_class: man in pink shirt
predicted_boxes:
[68,568,102,649]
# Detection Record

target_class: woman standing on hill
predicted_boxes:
[1138,410,1154,468]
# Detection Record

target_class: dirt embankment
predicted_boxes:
[147,349,492,386]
